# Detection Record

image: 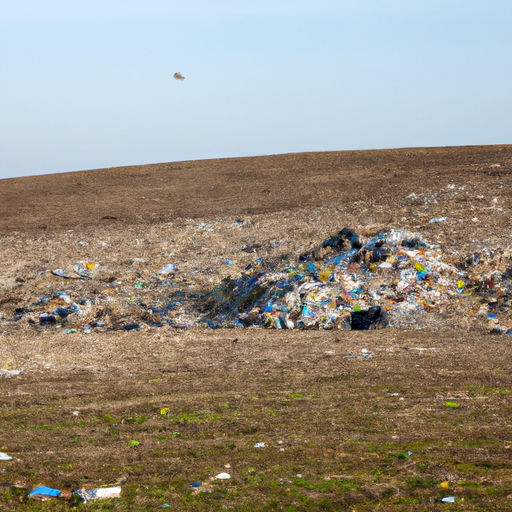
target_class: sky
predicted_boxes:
[0,0,511,179]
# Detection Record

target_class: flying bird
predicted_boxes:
[173,72,185,80]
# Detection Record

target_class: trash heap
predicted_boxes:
[206,228,489,330]
[2,227,512,332]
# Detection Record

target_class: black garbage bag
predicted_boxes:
[350,306,388,330]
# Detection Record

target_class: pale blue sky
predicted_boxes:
[1,0,511,178]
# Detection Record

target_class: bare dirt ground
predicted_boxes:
[1,145,512,510]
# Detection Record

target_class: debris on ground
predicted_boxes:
[28,486,62,501]
[207,227,508,331]
[0,369,21,378]
[74,486,122,502]
[3,227,512,333]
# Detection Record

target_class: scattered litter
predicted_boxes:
[0,369,21,378]
[439,481,450,488]
[123,323,141,331]
[0,452,13,460]
[215,473,231,480]
[6,226,512,334]
[277,440,283,445]
[254,442,265,448]
[206,227,473,331]
[160,264,176,275]
[74,486,121,502]
[296,474,303,479]
[74,262,95,277]
[51,270,71,279]
[361,348,372,359]
[187,481,201,488]
[29,486,62,500]
[56,291,72,304]
[429,217,448,223]
[445,402,460,408]
[441,496,456,503]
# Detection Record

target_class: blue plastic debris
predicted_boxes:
[29,486,62,499]
[56,291,72,303]
[123,323,141,331]
[39,314,57,325]
[186,481,202,488]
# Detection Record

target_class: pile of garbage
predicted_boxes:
[206,228,511,331]
[2,227,511,332]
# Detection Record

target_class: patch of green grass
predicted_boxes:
[29,422,70,431]
[124,415,148,424]
[168,412,221,424]
[466,384,512,395]
[103,413,118,425]
[405,476,436,489]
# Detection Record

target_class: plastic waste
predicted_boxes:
[254,442,265,448]
[160,264,176,275]
[52,270,71,278]
[429,217,448,223]
[74,262,94,277]
[123,323,141,331]
[39,314,56,325]
[187,481,201,488]
[29,486,62,500]
[441,496,456,503]
[0,370,21,378]
[351,307,387,330]
[215,473,231,480]
[8,226,511,334]
[205,227,467,331]
[0,452,13,460]
[74,486,121,502]
[361,348,372,359]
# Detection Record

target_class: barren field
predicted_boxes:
[1,145,512,510]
